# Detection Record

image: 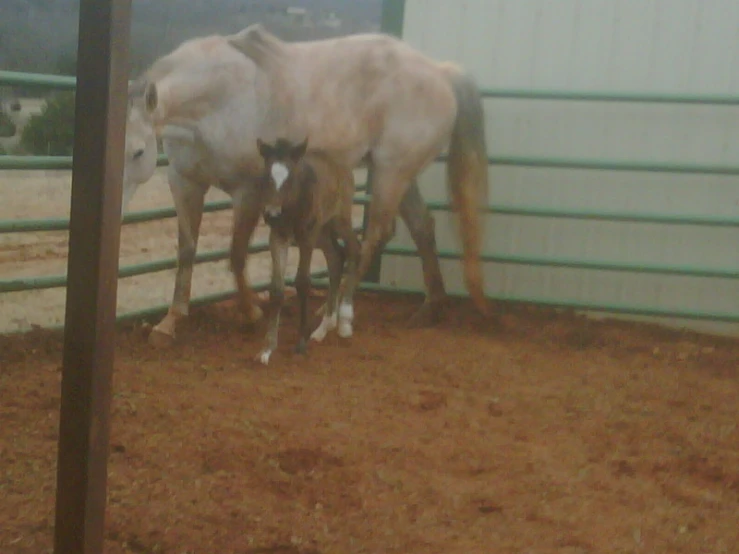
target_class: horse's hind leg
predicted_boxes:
[149,172,206,347]
[331,216,361,339]
[399,180,448,327]
[353,166,408,290]
[311,231,342,342]
[230,185,264,325]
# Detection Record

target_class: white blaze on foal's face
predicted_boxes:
[270,162,290,190]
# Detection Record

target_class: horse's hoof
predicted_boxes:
[148,328,175,348]
[407,302,443,328]
[294,341,307,355]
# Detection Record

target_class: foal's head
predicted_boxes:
[257,137,309,225]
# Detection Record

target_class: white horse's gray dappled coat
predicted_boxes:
[123,24,490,347]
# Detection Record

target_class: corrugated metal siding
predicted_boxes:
[379,0,739,335]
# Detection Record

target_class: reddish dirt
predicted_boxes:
[1,293,738,554]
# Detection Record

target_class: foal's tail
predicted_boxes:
[441,63,490,316]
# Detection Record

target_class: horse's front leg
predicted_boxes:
[230,184,264,325]
[294,230,319,354]
[313,233,345,320]
[257,231,288,365]
[149,171,206,347]
[332,216,361,339]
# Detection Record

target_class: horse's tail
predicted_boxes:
[441,62,490,316]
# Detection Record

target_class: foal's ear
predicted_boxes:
[291,137,308,161]
[144,82,158,113]
[257,138,273,159]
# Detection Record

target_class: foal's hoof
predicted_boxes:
[310,327,327,342]
[148,328,175,348]
[407,302,444,328]
[294,341,307,355]
[243,304,264,325]
[256,349,272,365]
[337,321,353,338]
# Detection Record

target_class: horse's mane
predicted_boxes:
[132,33,251,93]
[226,24,290,70]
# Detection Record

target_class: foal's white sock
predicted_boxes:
[257,348,272,365]
[310,311,337,342]
[338,301,354,338]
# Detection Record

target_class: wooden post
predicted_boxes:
[53,0,132,552]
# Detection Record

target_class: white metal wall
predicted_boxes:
[379,0,739,335]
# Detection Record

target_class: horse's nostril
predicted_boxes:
[132,149,145,160]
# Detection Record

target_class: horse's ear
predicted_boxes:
[291,137,308,161]
[144,82,158,113]
[257,138,272,159]
[128,78,147,99]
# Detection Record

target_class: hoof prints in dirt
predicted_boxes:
[275,448,343,475]
[1,293,738,554]
[244,546,321,554]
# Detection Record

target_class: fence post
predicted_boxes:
[52,0,132,552]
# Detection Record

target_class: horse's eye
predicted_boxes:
[132,149,145,160]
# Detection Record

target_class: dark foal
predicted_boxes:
[256,137,361,365]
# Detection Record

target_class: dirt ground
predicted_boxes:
[1,293,737,554]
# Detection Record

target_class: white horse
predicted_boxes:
[123,25,490,347]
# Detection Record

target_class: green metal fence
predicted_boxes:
[3,52,739,327]
[0,69,373,326]
[2,67,739,326]
[355,87,739,324]
[353,0,738,327]
[0,70,331,325]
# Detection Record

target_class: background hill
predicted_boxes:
[0,0,383,77]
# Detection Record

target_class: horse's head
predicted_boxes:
[256,137,308,226]
[122,79,160,214]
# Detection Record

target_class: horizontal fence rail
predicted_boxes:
[354,196,739,227]
[479,88,739,105]
[0,71,76,90]
[0,154,169,171]
[323,281,739,324]
[1,69,738,328]
[380,245,739,281]
[0,244,260,294]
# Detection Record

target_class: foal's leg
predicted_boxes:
[311,231,342,342]
[149,171,206,347]
[257,231,288,365]
[294,234,318,355]
[313,233,346,319]
[230,185,264,324]
[399,180,448,327]
[331,216,362,338]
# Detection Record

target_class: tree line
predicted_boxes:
[0,0,381,156]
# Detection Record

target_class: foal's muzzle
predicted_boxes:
[263,206,282,226]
